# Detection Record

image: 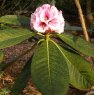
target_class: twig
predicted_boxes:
[75,0,89,41]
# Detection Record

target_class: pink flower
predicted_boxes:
[30,4,65,34]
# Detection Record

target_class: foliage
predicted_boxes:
[0,87,10,95]
[0,15,94,95]
[0,51,3,63]
[57,33,94,57]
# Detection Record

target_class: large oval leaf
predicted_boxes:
[31,39,69,95]
[0,51,3,63]
[0,27,34,49]
[57,33,94,57]
[54,42,93,90]
[0,15,30,27]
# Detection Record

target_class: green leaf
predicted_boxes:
[56,43,93,90]
[64,25,92,32]
[31,37,69,95]
[0,87,10,95]
[57,33,94,57]
[0,27,35,49]
[11,57,32,95]
[0,15,30,27]
[0,51,3,63]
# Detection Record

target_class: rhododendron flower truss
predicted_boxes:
[30,4,65,34]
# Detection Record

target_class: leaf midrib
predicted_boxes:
[46,37,53,94]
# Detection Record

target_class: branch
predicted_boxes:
[75,0,89,41]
